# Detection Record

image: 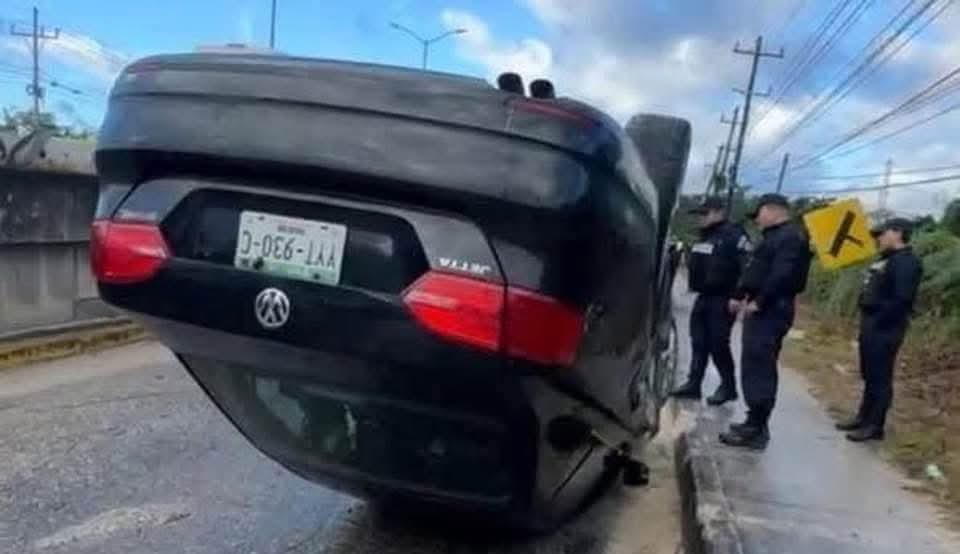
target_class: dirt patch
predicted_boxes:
[0,323,148,370]
[782,304,960,525]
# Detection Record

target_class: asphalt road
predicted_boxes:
[0,337,688,554]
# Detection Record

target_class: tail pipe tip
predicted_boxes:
[497,72,525,95]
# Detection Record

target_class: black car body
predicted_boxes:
[91,53,691,529]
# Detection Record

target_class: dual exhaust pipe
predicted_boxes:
[497,72,556,99]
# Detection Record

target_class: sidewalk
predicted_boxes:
[673,287,960,554]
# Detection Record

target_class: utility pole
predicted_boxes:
[10,7,60,125]
[727,36,783,213]
[269,0,277,49]
[707,144,724,195]
[775,153,790,193]
[702,161,715,189]
[719,106,740,194]
[879,158,893,215]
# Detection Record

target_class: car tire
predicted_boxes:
[657,316,679,401]
[624,114,692,254]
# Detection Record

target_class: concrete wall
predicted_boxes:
[0,167,112,335]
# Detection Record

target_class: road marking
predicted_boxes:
[33,503,190,550]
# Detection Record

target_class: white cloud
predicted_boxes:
[440,5,760,193]
[442,2,960,214]
[441,10,552,82]
[237,4,256,45]
[520,0,585,26]
[48,32,131,84]
[1,31,130,86]
[0,35,31,58]
[749,102,801,148]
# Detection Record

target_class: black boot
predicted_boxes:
[671,381,702,400]
[719,425,770,450]
[727,420,755,435]
[835,416,864,432]
[846,425,885,442]
[707,385,738,406]
[729,408,767,435]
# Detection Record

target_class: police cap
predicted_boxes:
[747,193,790,219]
[689,196,726,215]
[870,217,914,241]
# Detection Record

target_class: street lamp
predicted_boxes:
[269,0,277,49]
[49,81,82,95]
[389,22,467,70]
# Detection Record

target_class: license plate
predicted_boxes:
[234,211,347,285]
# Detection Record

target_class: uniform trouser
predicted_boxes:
[688,294,737,390]
[856,316,907,429]
[741,297,795,428]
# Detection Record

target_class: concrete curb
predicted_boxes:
[0,317,148,370]
[0,317,131,343]
[675,408,744,554]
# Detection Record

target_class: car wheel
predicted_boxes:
[624,113,692,253]
[657,316,679,401]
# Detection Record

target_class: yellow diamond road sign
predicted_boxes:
[803,198,877,270]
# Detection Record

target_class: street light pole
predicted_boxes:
[269,0,277,49]
[390,22,467,70]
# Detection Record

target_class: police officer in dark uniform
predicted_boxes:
[673,197,751,405]
[720,193,813,450]
[837,218,922,442]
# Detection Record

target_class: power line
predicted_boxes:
[749,0,870,139]
[0,67,31,77]
[777,0,851,84]
[800,0,955,131]
[747,0,946,168]
[791,63,960,169]
[768,0,812,49]
[824,100,960,160]
[747,0,924,164]
[795,163,960,180]
[755,160,960,189]
[784,173,960,194]
[782,0,875,98]
[9,6,59,121]
[0,63,104,98]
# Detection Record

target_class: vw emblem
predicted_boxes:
[254,288,291,329]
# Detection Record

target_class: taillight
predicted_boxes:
[504,287,584,366]
[403,271,584,366]
[512,98,596,128]
[90,220,170,284]
[403,272,504,352]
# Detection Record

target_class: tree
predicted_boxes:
[1,107,94,140]
[791,195,835,216]
[944,199,960,238]
[911,214,938,233]
[2,107,57,130]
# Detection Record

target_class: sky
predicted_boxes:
[1,0,959,217]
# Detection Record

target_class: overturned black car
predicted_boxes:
[90,52,691,530]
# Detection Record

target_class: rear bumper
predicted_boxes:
[126,312,610,516]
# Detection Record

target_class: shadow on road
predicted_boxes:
[281,408,687,554]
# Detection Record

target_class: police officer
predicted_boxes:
[836,218,922,442]
[719,193,813,450]
[673,197,751,405]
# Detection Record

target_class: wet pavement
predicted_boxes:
[672,287,960,554]
[0,342,685,553]
[7,287,953,553]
